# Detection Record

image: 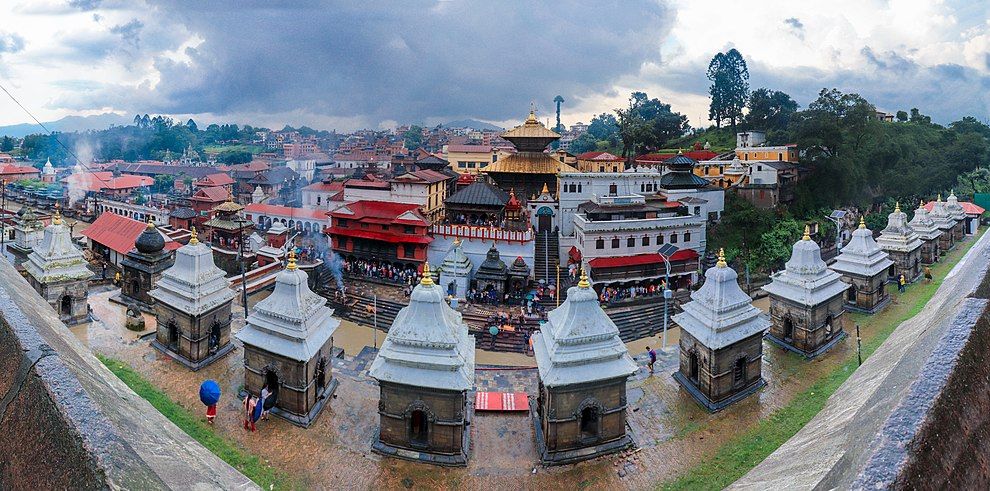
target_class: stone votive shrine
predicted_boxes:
[119,218,175,310]
[876,202,923,283]
[24,207,92,325]
[830,217,894,313]
[908,200,941,264]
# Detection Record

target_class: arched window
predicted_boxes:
[684,231,691,242]
[611,237,619,248]
[410,410,428,446]
[688,351,699,383]
[580,406,600,440]
[596,238,604,250]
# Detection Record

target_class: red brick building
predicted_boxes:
[326,200,432,270]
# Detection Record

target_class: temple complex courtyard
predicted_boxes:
[69,228,986,490]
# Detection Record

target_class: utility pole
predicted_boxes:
[373,294,378,350]
[237,216,248,314]
[1,179,6,255]
[855,324,863,366]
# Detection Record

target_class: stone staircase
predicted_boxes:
[534,230,559,285]
[605,297,682,343]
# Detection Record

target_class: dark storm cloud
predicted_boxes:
[101,0,672,125]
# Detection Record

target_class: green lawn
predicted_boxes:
[97,355,297,490]
[202,144,266,155]
[661,232,983,490]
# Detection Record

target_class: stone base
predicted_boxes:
[529,398,634,466]
[150,340,235,371]
[766,330,847,359]
[371,399,473,467]
[844,294,891,315]
[673,372,766,413]
[267,377,339,429]
[62,312,92,327]
[108,293,155,314]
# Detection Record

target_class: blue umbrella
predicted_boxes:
[199,380,221,406]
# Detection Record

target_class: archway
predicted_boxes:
[167,320,179,349]
[580,406,600,440]
[824,314,833,336]
[733,357,747,387]
[60,295,72,316]
[537,206,553,233]
[688,351,699,384]
[209,319,221,352]
[264,368,279,392]
[316,356,327,392]
[846,285,857,303]
[409,410,428,446]
[783,317,794,342]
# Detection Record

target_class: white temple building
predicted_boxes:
[762,226,850,357]
[236,251,340,427]
[830,217,894,313]
[945,191,967,241]
[929,195,956,253]
[532,270,637,464]
[369,263,475,465]
[24,208,92,325]
[876,203,923,282]
[673,249,769,411]
[149,227,235,369]
[908,200,941,264]
[438,238,472,299]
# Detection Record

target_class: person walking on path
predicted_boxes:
[205,404,217,424]
[647,346,657,373]
[242,394,257,432]
[924,266,933,283]
[898,274,907,293]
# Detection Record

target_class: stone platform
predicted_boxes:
[673,372,767,413]
[766,329,848,359]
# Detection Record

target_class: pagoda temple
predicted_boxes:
[532,270,637,465]
[24,207,92,325]
[235,251,340,427]
[673,250,769,411]
[660,152,712,190]
[929,195,956,254]
[369,263,475,466]
[119,219,175,310]
[202,192,255,276]
[945,191,967,242]
[830,217,894,313]
[908,200,941,264]
[876,203,923,282]
[507,256,531,294]
[438,238,472,298]
[482,110,577,201]
[762,227,850,358]
[149,228,235,370]
[474,244,508,297]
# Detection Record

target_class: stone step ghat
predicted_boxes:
[534,230,560,284]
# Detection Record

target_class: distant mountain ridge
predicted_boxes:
[442,119,503,131]
[0,113,132,138]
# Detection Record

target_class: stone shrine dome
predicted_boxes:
[134,220,166,254]
[762,227,849,306]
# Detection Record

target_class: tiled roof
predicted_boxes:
[588,250,699,269]
[195,173,235,186]
[113,163,216,179]
[392,169,450,184]
[62,172,153,192]
[344,178,391,189]
[445,181,509,207]
[82,212,179,254]
[228,161,270,172]
[244,203,329,220]
[575,151,623,162]
[329,200,428,226]
[190,186,229,202]
[635,150,718,163]
[447,144,492,153]
[169,207,197,219]
[302,181,344,193]
[923,200,985,215]
[482,152,576,174]
[0,164,40,175]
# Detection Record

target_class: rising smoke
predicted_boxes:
[66,140,97,207]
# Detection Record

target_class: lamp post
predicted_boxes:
[826,210,847,253]
[234,215,249,314]
[657,243,679,351]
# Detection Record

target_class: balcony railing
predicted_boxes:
[430,224,533,243]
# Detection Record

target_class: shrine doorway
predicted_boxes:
[580,406,600,440]
[688,351,700,384]
[409,410,428,447]
[60,295,72,316]
[537,206,553,233]
[783,317,794,342]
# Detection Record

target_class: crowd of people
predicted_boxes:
[598,283,669,305]
[342,258,418,286]
[443,213,504,228]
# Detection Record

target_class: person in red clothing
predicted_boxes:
[206,404,217,424]
[243,394,257,432]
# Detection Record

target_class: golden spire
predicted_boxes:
[677,149,684,155]
[526,105,538,123]
[895,201,901,213]
[421,262,434,286]
[859,216,866,229]
[227,189,234,202]
[286,249,297,271]
[541,182,549,195]
[802,225,811,241]
[52,203,62,225]
[716,248,727,267]
[147,215,155,229]
[577,267,590,288]
[189,226,199,245]
[937,193,942,202]
[453,237,461,247]
[919,199,925,209]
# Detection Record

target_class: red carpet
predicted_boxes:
[474,391,528,411]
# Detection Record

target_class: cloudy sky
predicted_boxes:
[0,0,988,131]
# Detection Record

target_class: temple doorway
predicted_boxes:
[689,351,699,384]
[265,369,279,392]
[209,320,221,352]
[316,356,327,392]
[167,320,179,349]
[580,406,600,440]
[783,317,794,342]
[60,296,72,316]
[733,357,747,387]
[537,206,553,233]
[410,410,428,446]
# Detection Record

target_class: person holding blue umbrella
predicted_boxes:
[199,380,221,424]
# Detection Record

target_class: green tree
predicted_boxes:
[745,88,798,131]
[0,136,13,152]
[152,174,175,193]
[217,149,252,164]
[186,118,199,133]
[567,133,599,154]
[954,167,990,197]
[896,110,908,122]
[707,49,749,131]
[615,92,689,157]
[587,113,620,142]
[403,125,424,150]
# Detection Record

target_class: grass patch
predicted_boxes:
[202,144,266,155]
[97,355,297,490]
[661,232,983,490]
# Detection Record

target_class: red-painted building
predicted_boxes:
[188,186,229,226]
[326,200,432,269]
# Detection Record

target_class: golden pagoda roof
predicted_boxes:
[213,200,245,213]
[482,152,578,174]
[501,111,561,140]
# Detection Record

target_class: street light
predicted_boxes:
[657,243,679,350]
[826,210,847,252]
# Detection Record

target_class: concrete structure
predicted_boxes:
[830,217,894,313]
[930,195,956,254]
[673,250,769,411]
[444,144,497,175]
[762,227,850,358]
[41,157,56,183]
[908,200,941,264]
[235,251,340,427]
[532,271,637,465]
[876,202,923,282]
[0,258,255,489]
[119,220,175,310]
[945,190,967,242]
[438,238,472,298]
[23,209,92,325]
[9,207,44,254]
[149,228,235,370]
[369,264,475,466]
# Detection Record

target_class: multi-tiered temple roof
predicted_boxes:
[877,203,923,253]
[149,228,233,315]
[236,251,339,362]
[762,227,849,306]
[369,264,475,391]
[908,200,940,241]
[830,218,894,278]
[439,238,472,277]
[945,191,967,222]
[24,209,92,284]
[532,271,637,387]
[673,250,769,349]
[929,195,955,231]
